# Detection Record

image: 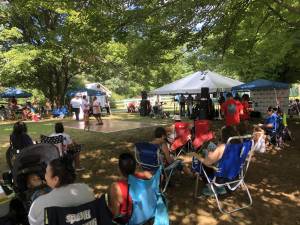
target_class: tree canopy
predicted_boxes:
[0,0,299,102]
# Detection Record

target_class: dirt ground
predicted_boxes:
[75,118,300,225]
[0,116,299,225]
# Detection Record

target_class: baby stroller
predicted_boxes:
[1,144,60,225]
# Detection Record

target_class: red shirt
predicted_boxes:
[114,172,149,223]
[240,101,250,120]
[221,99,242,126]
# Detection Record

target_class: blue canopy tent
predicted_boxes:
[232,79,289,91]
[66,88,105,97]
[232,79,290,115]
[0,88,32,98]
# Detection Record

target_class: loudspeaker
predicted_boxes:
[201,87,209,98]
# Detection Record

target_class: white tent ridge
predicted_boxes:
[85,83,112,97]
[150,70,243,95]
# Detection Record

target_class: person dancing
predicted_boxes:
[82,95,90,131]
[92,96,103,125]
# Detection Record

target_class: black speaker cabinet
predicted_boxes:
[201,87,209,98]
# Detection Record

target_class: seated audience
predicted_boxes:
[50,122,84,171]
[28,157,94,225]
[108,153,152,224]
[252,125,266,153]
[188,126,238,167]
[10,121,33,151]
[151,127,191,175]
[25,173,51,203]
[259,106,279,145]
[188,126,239,196]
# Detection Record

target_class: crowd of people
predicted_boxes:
[1,90,295,225]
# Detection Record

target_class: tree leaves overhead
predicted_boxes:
[0,0,299,101]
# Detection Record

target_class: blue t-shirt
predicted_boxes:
[265,113,278,133]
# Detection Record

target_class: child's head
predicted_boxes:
[26,173,42,189]
[253,125,265,142]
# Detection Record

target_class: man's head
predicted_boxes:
[82,95,87,100]
[267,106,274,115]
[226,92,233,99]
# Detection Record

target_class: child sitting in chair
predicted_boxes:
[25,173,51,204]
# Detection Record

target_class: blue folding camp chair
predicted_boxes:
[134,142,181,193]
[192,135,255,214]
[127,166,169,225]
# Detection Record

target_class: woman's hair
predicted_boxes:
[55,122,64,133]
[118,153,136,177]
[83,95,87,99]
[93,96,97,101]
[253,125,264,133]
[12,121,27,135]
[154,127,167,139]
[221,126,239,143]
[49,156,76,187]
[242,94,250,101]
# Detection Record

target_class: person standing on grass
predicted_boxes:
[179,94,186,117]
[92,96,103,125]
[81,95,90,131]
[221,92,243,127]
[70,95,81,121]
[240,94,252,125]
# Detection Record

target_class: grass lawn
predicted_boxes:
[0,114,299,225]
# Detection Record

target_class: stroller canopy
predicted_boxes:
[12,144,60,185]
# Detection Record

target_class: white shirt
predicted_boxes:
[28,183,95,225]
[50,132,72,146]
[92,100,101,114]
[70,98,81,109]
[81,99,89,112]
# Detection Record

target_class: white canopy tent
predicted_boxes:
[150,70,243,95]
[85,83,112,108]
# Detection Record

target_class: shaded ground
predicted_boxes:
[0,114,299,225]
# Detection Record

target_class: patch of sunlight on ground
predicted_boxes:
[1,143,9,148]
[110,157,118,163]
[95,184,108,191]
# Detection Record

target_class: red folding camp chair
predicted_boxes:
[170,122,192,156]
[192,120,214,150]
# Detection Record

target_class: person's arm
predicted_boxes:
[108,182,122,217]
[28,199,43,225]
[188,144,225,166]
[161,143,174,164]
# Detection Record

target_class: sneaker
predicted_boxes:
[202,185,215,196]
[216,186,227,195]
[75,167,85,172]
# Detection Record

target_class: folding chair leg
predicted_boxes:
[194,174,200,198]
[210,181,253,214]
[162,168,175,193]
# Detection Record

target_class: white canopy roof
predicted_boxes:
[150,70,243,95]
